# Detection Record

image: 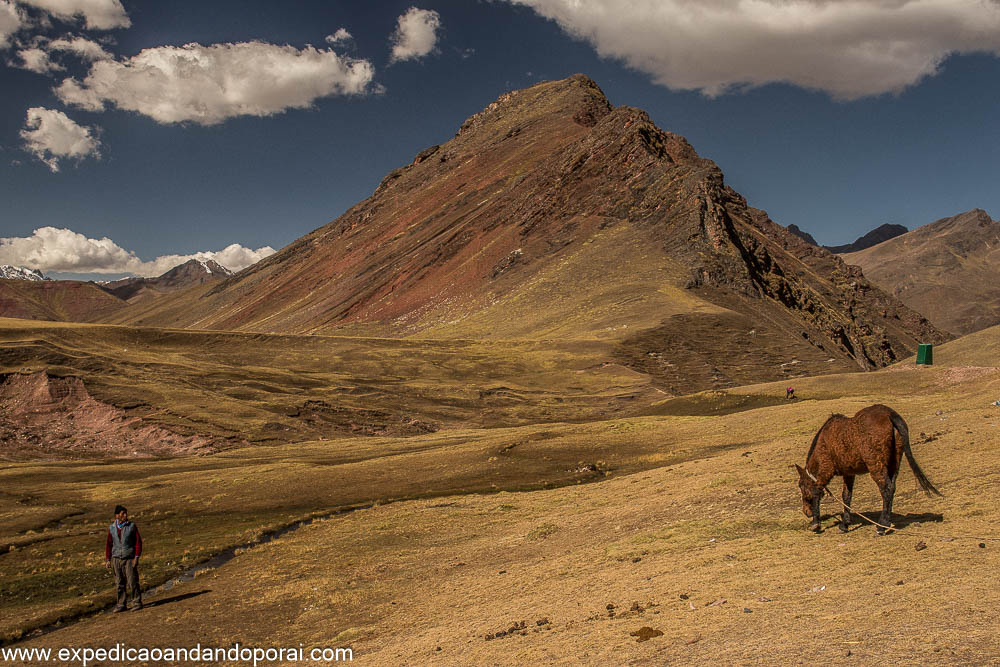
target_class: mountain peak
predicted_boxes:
[0,265,47,281]
[455,74,613,140]
[167,258,233,278]
[122,74,946,387]
[940,208,993,229]
[101,258,233,302]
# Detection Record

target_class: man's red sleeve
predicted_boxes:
[134,527,142,559]
[105,530,112,561]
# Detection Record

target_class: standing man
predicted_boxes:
[105,505,143,612]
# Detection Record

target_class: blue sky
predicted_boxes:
[2,0,1000,278]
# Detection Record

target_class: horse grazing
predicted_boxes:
[795,404,942,534]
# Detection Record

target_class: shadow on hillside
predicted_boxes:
[145,589,211,609]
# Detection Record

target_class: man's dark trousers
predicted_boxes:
[112,557,141,610]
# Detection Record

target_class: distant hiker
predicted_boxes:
[786,387,795,399]
[105,505,143,612]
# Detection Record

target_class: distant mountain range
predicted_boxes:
[0,265,47,281]
[107,74,945,392]
[843,209,1000,335]
[786,223,909,253]
[0,258,233,324]
[101,259,233,303]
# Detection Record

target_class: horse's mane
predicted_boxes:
[805,413,845,462]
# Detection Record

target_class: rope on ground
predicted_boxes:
[819,485,1000,541]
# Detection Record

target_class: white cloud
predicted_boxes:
[55,40,377,125]
[128,243,276,276]
[200,244,275,273]
[0,227,275,275]
[508,0,1000,99]
[389,7,441,63]
[15,45,61,72]
[11,36,110,75]
[325,28,352,45]
[0,0,25,48]
[49,35,112,60]
[18,0,129,29]
[19,106,100,172]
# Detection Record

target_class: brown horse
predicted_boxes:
[796,404,941,534]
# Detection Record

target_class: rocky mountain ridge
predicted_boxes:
[786,225,818,246]
[105,74,947,390]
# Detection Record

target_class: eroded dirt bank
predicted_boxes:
[0,372,238,460]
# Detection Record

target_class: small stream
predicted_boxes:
[12,503,375,645]
[10,469,629,646]
[155,503,373,593]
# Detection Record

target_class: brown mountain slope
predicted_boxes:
[0,279,127,323]
[102,258,232,303]
[843,209,1000,335]
[115,75,945,391]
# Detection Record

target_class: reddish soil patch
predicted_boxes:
[0,372,235,460]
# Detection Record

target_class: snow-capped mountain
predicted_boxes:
[100,258,234,302]
[0,265,47,281]
[195,258,234,277]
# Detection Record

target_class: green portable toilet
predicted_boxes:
[916,344,933,365]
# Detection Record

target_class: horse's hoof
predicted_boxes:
[876,528,886,536]
[839,522,850,533]
[810,522,821,533]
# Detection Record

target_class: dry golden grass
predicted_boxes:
[6,324,1000,662]
[0,317,661,448]
[415,222,723,340]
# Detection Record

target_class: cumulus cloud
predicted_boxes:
[20,106,100,172]
[55,40,377,124]
[127,243,277,277]
[15,45,61,72]
[389,7,441,63]
[18,0,129,29]
[508,0,1000,99]
[11,36,110,74]
[0,227,275,276]
[325,27,352,45]
[0,0,25,48]
[48,35,112,60]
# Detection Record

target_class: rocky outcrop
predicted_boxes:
[786,224,818,246]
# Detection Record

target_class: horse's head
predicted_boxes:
[795,464,822,518]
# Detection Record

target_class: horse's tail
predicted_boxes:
[889,409,943,497]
